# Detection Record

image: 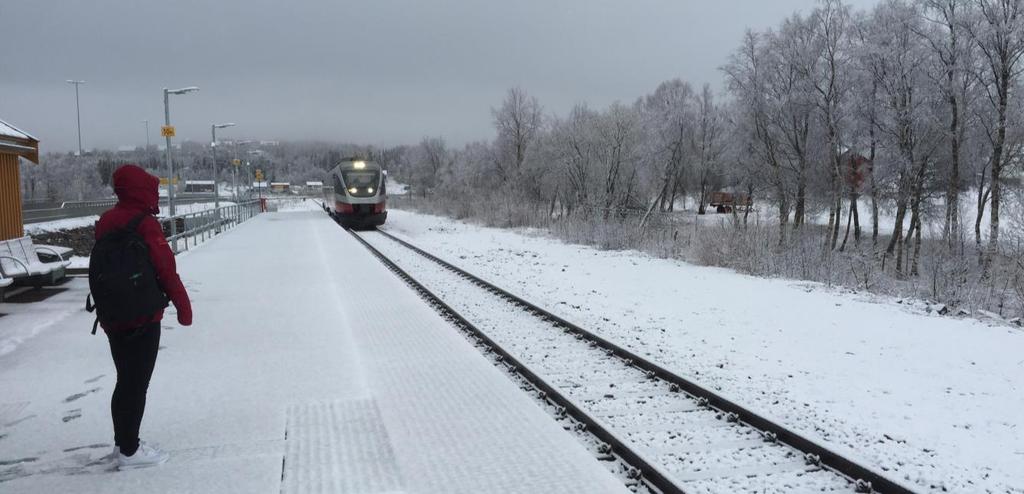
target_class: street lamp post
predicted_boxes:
[211,122,235,233]
[163,86,199,251]
[66,80,85,155]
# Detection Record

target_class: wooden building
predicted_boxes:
[0,118,39,241]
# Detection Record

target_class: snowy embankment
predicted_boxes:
[382,208,1024,493]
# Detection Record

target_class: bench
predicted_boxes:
[34,244,74,263]
[0,236,70,288]
[0,274,10,303]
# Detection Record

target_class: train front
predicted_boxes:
[326,159,387,228]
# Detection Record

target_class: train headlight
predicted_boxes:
[353,161,366,169]
[367,187,374,194]
[348,187,358,194]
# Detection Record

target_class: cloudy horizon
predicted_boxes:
[1,0,878,153]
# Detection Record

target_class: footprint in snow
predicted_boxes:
[83,374,105,384]
[4,414,35,428]
[0,457,38,467]
[63,387,101,403]
[62,443,110,453]
[62,409,82,423]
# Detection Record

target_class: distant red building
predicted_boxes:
[841,151,872,193]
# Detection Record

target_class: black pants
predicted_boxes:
[106,322,161,456]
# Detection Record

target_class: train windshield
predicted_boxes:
[342,170,379,188]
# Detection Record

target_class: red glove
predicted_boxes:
[176,302,193,326]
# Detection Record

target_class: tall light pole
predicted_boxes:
[142,119,150,149]
[66,80,85,155]
[211,122,235,232]
[163,86,199,250]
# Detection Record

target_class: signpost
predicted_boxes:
[232,159,241,201]
[160,125,175,137]
[255,169,265,211]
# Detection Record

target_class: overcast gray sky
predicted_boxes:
[0,0,879,153]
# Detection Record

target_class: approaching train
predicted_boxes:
[322,158,387,228]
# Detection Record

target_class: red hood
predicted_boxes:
[113,165,160,214]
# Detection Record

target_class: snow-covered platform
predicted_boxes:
[0,210,627,493]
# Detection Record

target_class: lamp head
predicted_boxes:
[167,86,200,95]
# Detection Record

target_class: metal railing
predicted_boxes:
[59,199,117,209]
[161,200,262,253]
[23,195,221,224]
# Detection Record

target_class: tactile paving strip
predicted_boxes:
[281,399,405,494]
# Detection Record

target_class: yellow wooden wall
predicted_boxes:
[0,153,24,241]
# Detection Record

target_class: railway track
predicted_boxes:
[348,226,917,494]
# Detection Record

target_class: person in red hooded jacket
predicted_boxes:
[95,164,192,470]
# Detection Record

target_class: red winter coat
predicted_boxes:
[95,165,192,330]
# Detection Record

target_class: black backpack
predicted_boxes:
[86,214,169,334]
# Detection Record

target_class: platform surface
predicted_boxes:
[0,210,627,493]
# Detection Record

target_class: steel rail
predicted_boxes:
[363,227,918,494]
[346,228,681,494]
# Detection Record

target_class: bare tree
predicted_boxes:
[724,31,793,242]
[549,104,599,215]
[492,87,543,185]
[807,0,853,249]
[595,103,642,219]
[693,84,727,215]
[639,79,695,219]
[921,0,975,252]
[967,0,1024,265]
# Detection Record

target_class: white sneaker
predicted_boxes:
[117,440,169,470]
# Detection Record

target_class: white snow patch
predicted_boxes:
[0,118,35,140]
[24,216,99,234]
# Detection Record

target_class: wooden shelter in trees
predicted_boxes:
[0,118,39,241]
[709,191,753,213]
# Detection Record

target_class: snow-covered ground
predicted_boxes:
[387,178,409,196]
[0,211,625,493]
[381,208,1024,493]
[266,197,322,212]
[726,188,1024,243]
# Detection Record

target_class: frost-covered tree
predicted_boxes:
[492,87,543,186]
[921,0,976,250]
[638,79,695,217]
[967,0,1024,262]
[692,84,728,215]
